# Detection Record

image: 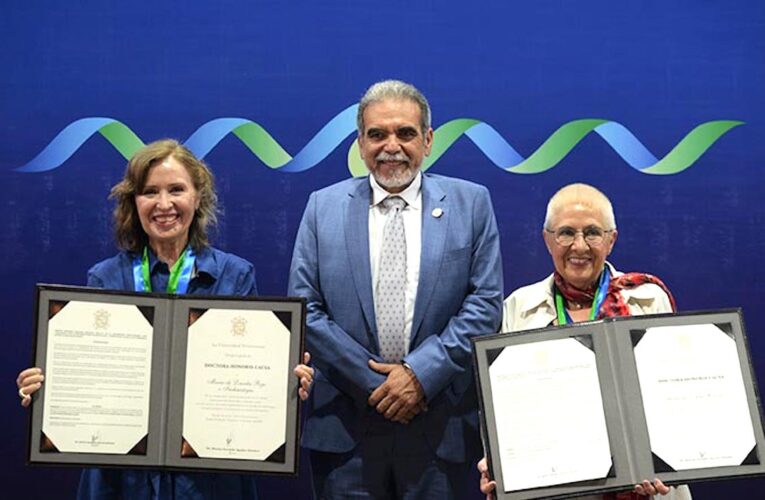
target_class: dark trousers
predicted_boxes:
[309,421,470,500]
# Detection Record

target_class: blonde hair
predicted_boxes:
[543,183,616,230]
[110,139,217,252]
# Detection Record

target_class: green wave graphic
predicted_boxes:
[642,121,743,174]
[347,118,742,176]
[98,121,145,160]
[507,119,609,174]
[17,107,742,176]
[232,123,292,169]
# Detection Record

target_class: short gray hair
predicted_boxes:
[357,80,431,137]
[544,183,616,230]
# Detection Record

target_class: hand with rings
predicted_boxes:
[16,367,44,408]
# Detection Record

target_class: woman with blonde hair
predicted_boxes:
[17,139,313,499]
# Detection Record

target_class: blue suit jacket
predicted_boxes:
[288,173,503,463]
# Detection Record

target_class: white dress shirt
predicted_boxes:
[369,173,422,355]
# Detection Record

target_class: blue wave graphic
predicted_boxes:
[17,118,118,173]
[12,106,742,176]
[594,121,659,169]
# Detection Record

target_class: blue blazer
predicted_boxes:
[288,173,503,463]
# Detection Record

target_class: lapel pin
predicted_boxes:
[432,208,443,218]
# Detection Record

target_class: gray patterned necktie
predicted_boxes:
[376,196,407,363]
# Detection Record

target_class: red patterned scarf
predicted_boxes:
[553,271,598,306]
[600,272,677,317]
[553,270,676,318]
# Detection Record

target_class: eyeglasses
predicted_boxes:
[545,226,614,247]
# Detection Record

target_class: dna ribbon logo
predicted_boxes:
[15,104,742,176]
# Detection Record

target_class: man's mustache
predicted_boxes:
[375,152,410,163]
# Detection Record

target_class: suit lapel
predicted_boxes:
[344,178,378,347]
[411,175,448,346]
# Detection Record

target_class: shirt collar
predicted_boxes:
[145,247,166,274]
[144,245,218,281]
[369,172,422,210]
[519,273,557,315]
[193,246,218,280]
[519,261,623,315]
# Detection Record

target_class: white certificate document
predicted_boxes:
[41,301,153,454]
[182,308,290,460]
[635,323,756,470]
[489,338,612,492]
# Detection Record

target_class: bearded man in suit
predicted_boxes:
[288,80,503,499]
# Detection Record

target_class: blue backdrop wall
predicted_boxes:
[2,1,763,498]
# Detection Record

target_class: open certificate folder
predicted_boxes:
[27,284,305,475]
[472,309,765,499]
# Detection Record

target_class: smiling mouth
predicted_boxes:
[567,256,591,266]
[379,160,407,167]
[152,214,179,227]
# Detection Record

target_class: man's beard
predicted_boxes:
[371,152,419,191]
